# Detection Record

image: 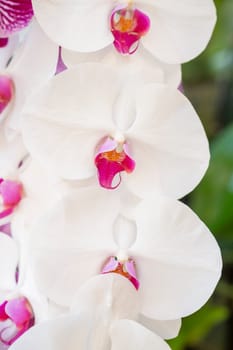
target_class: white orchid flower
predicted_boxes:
[26,186,222,321]
[8,273,180,350]
[32,0,216,64]
[20,63,209,199]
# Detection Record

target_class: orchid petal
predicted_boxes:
[5,20,58,133]
[29,186,121,306]
[138,315,181,340]
[132,196,222,320]
[9,313,94,350]
[113,215,137,252]
[140,0,216,63]
[0,122,27,177]
[71,274,139,321]
[32,0,113,51]
[110,319,171,350]
[0,34,19,69]
[62,46,181,88]
[21,64,121,179]
[127,84,210,199]
[0,234,18,292]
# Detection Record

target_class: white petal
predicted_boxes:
[29,186,121,306]
[126,84,210,199]
[110,320,171,350]
[0,234,18,292]
[71,274,139,321]
[62,46,181,88]
[19,265,51,324]
[5,20,58,133]
[132,196,222,320]
[18,159,66,200]
[113,215,137,253]
[22,117,104,180]
[140,0,216,63]
[138,315,181,340]
[0,34,19,69]
[0,124,27,178]
[11,159,69,245]
[21,64,121,179]
[61,47,109,67]
[32,0,114,51]
[9,313,96,350]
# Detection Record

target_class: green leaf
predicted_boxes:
[168,303,229,350]
[191,124,233,237]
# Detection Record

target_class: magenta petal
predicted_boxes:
[0,180,22,206]
[124,260,137,280]
[0,75,14,114]
[0,223,11,236]
[101,256,119,274]
[124,260,140,290]
[0,207,14,219]
[55,47,67,75]
[0,302,8,321]
[96,137,117,154]
[5,298,32,327]
[0,0,33,37]
[0,37,8,47]
[122,154,136,173]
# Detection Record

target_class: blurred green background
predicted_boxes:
[169,0,233,349]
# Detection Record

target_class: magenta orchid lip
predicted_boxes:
[0,75,14,114]
[0,179,23,220]
[0,0,33,37]
[110,4,150,55]
[101,256,139,290]
[95,136,136,190]
[0,297,34,346]
[0,37,8,48]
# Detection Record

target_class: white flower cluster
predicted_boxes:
[0,1,222,349]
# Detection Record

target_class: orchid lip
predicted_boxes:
[0,75,14,114]
[0,0,33,37]
[0,37,8,47]
[0,297,34,346]
[110,4,150,55]
[95,136,136,190]
[0,179,23,219]
[101,256,140,290]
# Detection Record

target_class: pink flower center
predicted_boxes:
[0,75,14,114]
[101,256,139,290]
[0,179,23,219]
[0,0,33,37]
[95,136,136,190]
[0,297,34,346]
[110,4,150,55]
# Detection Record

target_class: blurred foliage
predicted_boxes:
[192,124,233,264]
[183,0,233,83]
[169,303,229,350]
[169,0,233,349]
